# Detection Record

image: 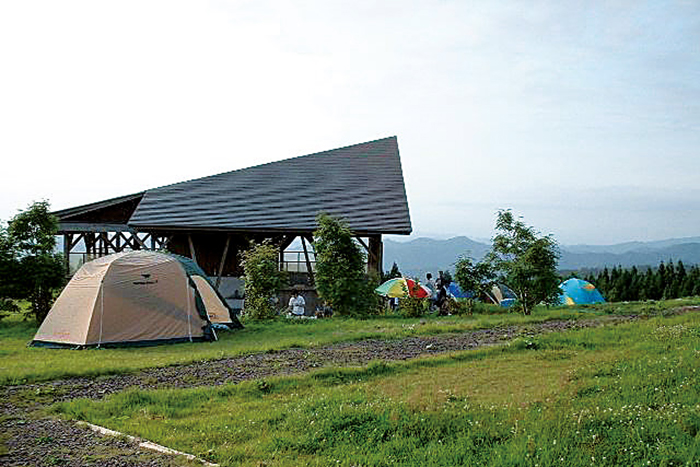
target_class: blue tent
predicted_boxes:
[559,278,605,305]
[446,282,474,301]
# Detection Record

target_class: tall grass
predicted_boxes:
[56,310,700,466]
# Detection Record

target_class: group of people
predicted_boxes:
[287,290,333,318]
[287,272,452,318]
[425,271,451,315]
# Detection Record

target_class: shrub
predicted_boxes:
[241,241,286,320]
[313,213,377,318]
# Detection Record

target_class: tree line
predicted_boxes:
[581,260,700,303]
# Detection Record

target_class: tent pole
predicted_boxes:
[98,282,105,348]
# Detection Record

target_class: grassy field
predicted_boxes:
[53,307,700,466]
[1,298,698,386]
[0,306,603,386]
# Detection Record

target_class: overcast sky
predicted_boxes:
[1,1,698,245]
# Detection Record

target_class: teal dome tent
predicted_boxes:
[559,278,605,305]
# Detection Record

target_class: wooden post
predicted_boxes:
[368,235,383,276]
[216,235,231,289]
[63,233,72,276]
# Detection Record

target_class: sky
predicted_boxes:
[1,1,698,245]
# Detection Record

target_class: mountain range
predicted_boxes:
[384,236,700,278]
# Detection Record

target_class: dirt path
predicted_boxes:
[1,311,693,466]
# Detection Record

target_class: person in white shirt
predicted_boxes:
[288,291,306,316]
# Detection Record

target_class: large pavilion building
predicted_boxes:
[54,136,412,309]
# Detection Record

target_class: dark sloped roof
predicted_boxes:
[53,192,145,220]
[127,136,411,235]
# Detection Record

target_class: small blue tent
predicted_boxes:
[446,282,474,302]
[559,278,605,305]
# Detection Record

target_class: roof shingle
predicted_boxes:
[127,136,411,235]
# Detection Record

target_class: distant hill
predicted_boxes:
[383,237,490,279]
[384,236,700,278]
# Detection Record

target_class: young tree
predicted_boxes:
[313,212,378,317]
[454,256,493,298]
[454,255,494,314]
[485,210,560,315]
[241,241,287,320]
[4,201,65,323]
[0,227,20,320]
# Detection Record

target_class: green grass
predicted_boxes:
[0,303,616,386]
[2,297,699,386]
[55,308,700,466]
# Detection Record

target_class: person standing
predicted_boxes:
[288,291,306,316]
[426,273,437,309]
[426,273,437,297]
[436,271,448,315]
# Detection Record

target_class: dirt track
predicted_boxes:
[1,310,694,466]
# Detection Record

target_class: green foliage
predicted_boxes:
[485,210,560,315]
[313,213,376,318]
[583,260,700,303]
[1,201,65,323]
[454,255,495,315]
[241,241,286,320]
[398,282,428,318]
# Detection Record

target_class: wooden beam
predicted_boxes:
[102,233,120,253]
[57,222,135,233]
[133,233,147,250]
[301,236,315,286]
[215,235,231,289]
[355,236,370,252]
[355,236,379,268]
[188,234,198,264]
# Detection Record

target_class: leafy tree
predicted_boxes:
[3,201,65,323]
[455,256,491,294]
[313,212,378,317]
[241,241,286,319]
[0,227,19,320]
[485,210,560,315]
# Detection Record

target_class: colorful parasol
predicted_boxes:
[375,277,431,298]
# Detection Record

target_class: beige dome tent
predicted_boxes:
[31,251,241,348]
